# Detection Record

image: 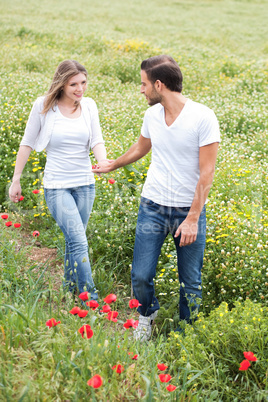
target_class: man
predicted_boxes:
[93,55,220,341]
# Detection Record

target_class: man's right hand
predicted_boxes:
[92,135,151,174]
[92,160,115,174]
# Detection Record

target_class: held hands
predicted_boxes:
[92,159,115,174]
[174,218,198,247]
[9,181,22,203]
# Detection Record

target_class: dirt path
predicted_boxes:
[29,246,64,289]
[16,229,65,290]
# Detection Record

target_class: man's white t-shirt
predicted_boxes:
[141,99,221,207]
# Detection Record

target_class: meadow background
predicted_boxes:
[0,0,267,400]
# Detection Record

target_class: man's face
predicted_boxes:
[140,70,162,106]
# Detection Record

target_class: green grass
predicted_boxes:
[1,0,268,58]
[0,0,268,400]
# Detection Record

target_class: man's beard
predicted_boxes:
[147,87,162,106]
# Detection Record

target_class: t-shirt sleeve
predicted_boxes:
[141,110,150,139]
[20,98,42,149]
[89,99,105,149]
[198,109,221,147]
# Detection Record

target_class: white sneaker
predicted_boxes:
[133,311,158,342]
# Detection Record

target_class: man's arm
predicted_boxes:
[92,135,152,173]
[175,142,219,246]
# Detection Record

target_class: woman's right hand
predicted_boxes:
[9,181,22,203]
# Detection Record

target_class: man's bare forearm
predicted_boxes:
[187,170,215,222]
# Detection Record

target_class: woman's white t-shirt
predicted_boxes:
[141,99,221,207]
[44,107,93,188]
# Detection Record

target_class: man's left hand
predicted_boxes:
[174,219,198,247]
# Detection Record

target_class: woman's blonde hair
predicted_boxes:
[42,60,88,114]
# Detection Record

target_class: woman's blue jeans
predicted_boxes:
[44,185,97,299]
[131,197,206,322]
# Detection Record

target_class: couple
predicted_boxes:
[9,56,220,341]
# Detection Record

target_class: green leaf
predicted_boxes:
[1,304,29,325]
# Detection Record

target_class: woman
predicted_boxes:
[9,60,108,300]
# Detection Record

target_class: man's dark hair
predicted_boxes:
[141,55,183,92]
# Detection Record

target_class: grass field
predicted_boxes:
[0,0,268,400]
[1,0,268,57]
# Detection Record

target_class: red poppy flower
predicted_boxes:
[86,300,99,310]
[159,374,172,383]
[78,309,88,318]
[107,311,118,322]
[243,351,257,361]
[78,292,89,301]
[87,374,103,388]
[14,223,21,228]
[92,164,98,169]
[127,352,138,360]
[32,230,40,237]
[112,364,124,373]
[32,189,40,194]
[19,196,24,201]
[78,324,93,339]
[69,307,81,315]
[1,214,8,219]
[123,319,138,329]
[157,363,168,371]
[129,299,142,309]
[103,294,117,304]
[239,360,251,371]
[108,178,115,184]
[166,384,176,392]
[5,221,12,227]
[100,305,111,313]
[46,318,61,328]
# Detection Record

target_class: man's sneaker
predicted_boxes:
[133,311,158,342]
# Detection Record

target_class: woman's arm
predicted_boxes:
[9,145,33,203]
[20,98,43,149]
[92,143,107,163]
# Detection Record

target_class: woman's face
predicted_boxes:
[61,73,87,103]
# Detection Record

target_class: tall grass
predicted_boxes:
[0,0,267,399]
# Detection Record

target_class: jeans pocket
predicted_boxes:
[140,197,159,207]
[140,197,163,216]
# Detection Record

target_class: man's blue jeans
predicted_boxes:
[44,185,97,299]
[131,197,206,322]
